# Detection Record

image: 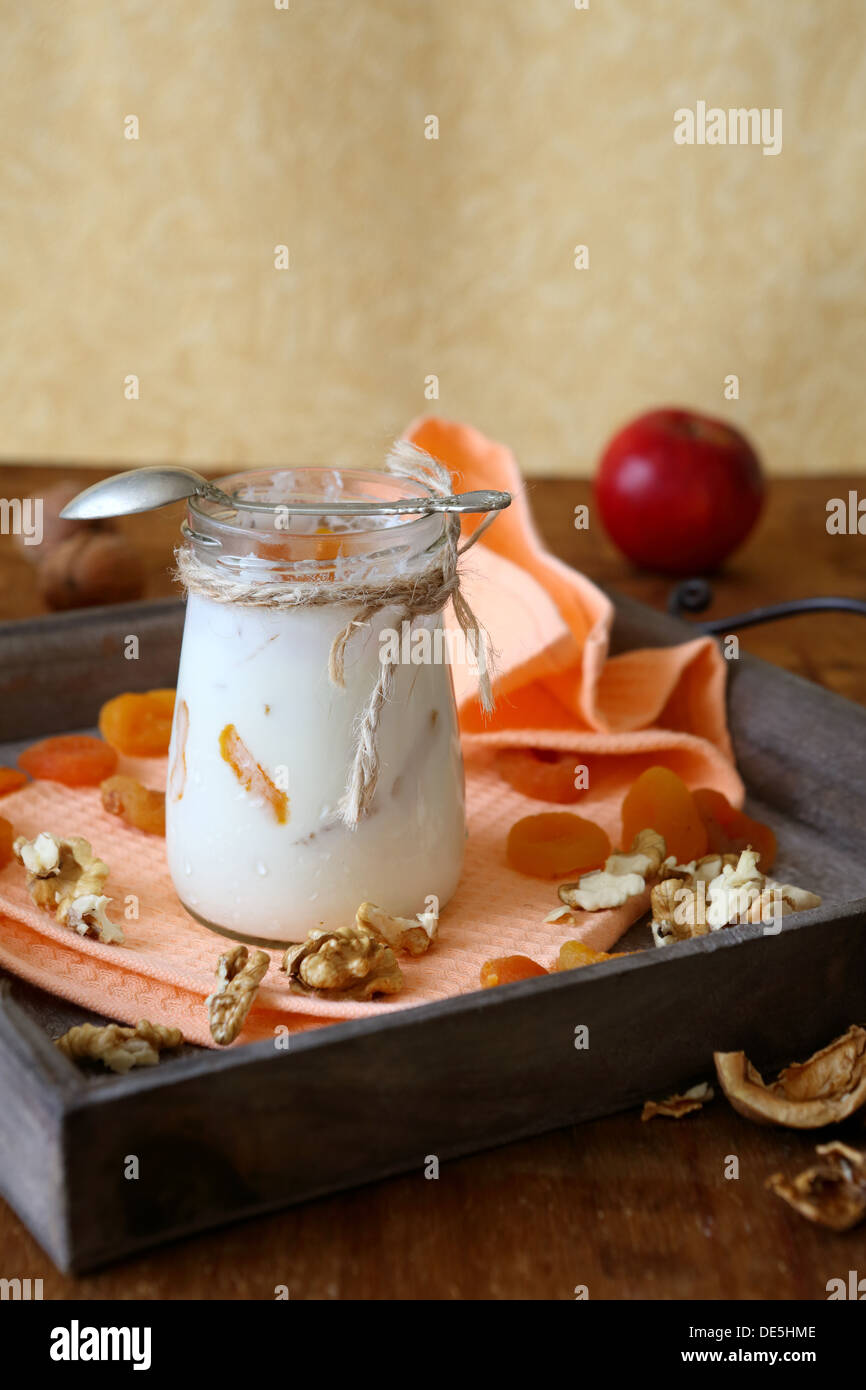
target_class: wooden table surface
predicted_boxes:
[1,464,865,1300]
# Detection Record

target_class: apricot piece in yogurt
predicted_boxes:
[168,699,189,802]
[219,723,289,824]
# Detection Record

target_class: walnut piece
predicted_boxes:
[651,877,706,942]
[356,900,438,956]
[55,1019,182,1074]
[714,1025,866,1128]
[282,923,403,1000]
[558,829,666,912]
[704,848,764,928]
[16,830,61,876]
[604,828,666,879]
[14,831,124,944]
[561,870,646,912]
[659,852,739,883]
[642,1081,714,1121]
[766,1142,866,1231]
[206,944,270,1045]
[651,848,821,946]
[740,883,823,923]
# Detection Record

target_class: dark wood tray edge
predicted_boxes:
[45,896,866,1099]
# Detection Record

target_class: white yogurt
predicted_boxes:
[165,494,466,941]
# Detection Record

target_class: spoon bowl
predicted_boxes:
[60,467,233,520]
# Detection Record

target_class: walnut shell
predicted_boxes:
[767,1142,866,1231]
[13,481,117,562]
[642,1082,714,1121]
[714,1026,866,1128]
[38,531,145,611]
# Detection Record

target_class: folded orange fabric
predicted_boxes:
[0,418,742,1047]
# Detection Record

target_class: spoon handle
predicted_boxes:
[425,489,512,515]
[260,489,512,517]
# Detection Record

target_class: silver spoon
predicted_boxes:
[60,465,511,520]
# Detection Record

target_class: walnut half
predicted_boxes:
[206,944,270,1046]
[55,1019,183,1074]
[14,831,124,944]
[355,900,438,956]
[282,924,403,1000]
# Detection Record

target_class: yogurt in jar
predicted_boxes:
[165,469,466,943]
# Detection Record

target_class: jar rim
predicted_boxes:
[183,466,445,566]
[189,465,437,537]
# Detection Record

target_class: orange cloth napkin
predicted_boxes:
[0,419,742,1047]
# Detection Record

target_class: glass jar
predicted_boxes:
[165,467,466,944]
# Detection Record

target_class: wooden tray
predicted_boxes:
[1,593,864,1273]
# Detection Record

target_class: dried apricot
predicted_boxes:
[0,768,28,797]
[254,530,343,567]
[693,788,777,870]
[621,766,707,864]
[98,689,176,757]
[0,816,13,869]
[480,955,548,988]
[315,526,344,563]
[495,748,584,804]
[254,536,292,562]
[18,734,118,787]
[219,723,289,824]
[506,812,610,879]
[101,775,166,835]
[555,940,625,971]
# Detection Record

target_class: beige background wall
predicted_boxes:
[1,0,864,477]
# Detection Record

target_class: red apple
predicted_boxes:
[594,408,765,574]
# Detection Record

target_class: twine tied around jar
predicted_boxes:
[175,440,498,828]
